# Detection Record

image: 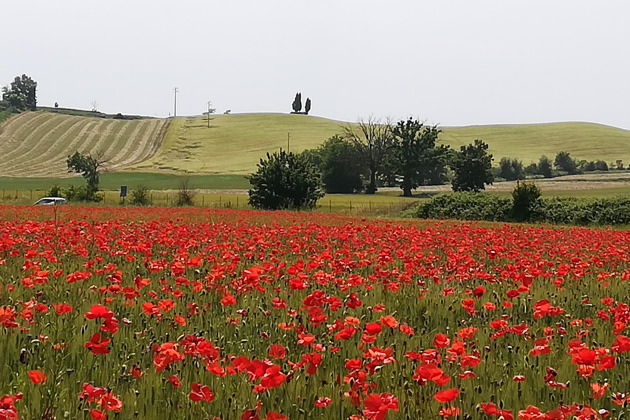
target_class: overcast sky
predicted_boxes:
[3,0,629,128]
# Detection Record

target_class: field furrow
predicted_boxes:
[1,117,87,175]
[0,112,168,177]
[108,120,165,169]
[0,114,69,170]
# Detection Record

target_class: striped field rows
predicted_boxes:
[0,112,167,177]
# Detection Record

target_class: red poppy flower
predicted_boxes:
[189,383,214,402]
[27,370,47,384]
[433,389,459,403]
[362,393,399,420]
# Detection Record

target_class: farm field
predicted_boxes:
[125,115,630,175]
[0,112,167,177]
[0,206,629,419]
[2,111,629,180]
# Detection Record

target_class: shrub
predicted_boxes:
[511,182,542,222]
[130,184,151,206]
[415,193,512,221]
[63,185,103,202]
[48,185,63,197]
[175,179,196,207]
[249,150,324,210]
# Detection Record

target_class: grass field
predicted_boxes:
[2,111,629,179]
[125,113,345,175]
[0,111,166,177]
[126,114,630,175]
[440,122,630,164]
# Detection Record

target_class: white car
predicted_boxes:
[34,197,68,206]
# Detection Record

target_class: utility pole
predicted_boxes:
[287,132,290,153]
[173,87,179,117]
[208,101,212,128]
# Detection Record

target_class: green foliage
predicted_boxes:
[499,157,524,181]
[581,160,608,172]
[390,118,448,197]
[291,92,302,113]
[554,151,578,175]
[48,185,63,197]
[175,179,196,206]
[308,135,365,194]
[415,192,512,221]
[416,192,630,226]
[66,151,104,201]
[450,139,494,192]
[63,185,103,202]
[538,155,553,178]
[1,74,37,111]
[248,149,324,210]
[511,182,542,222]
[129,184,151,206]
[304,98,311,115]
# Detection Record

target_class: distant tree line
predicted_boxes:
[248,117,496,210]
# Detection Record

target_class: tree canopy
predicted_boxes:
[390,118,448,197]
[451,139,494,192]
[248,149,324,210]
[2,74,37,111]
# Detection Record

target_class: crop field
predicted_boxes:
[0,206,629,419]
[0,112,167,177]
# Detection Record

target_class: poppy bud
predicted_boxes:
[19,348,30,364]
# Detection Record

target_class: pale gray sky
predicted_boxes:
[3,0,629,128]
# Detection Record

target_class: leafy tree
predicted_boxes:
[451,139,494,192]
[342,118,394,194]
[390,118,448,197]
[499,157,524,181]
[66,151,105,200]
[291,92,302,113]
[248,149,324,210]
[554,151,578,175]
[304,98,311,115]
[524,162,539,176]
[1,74,37,111]
[538,155,553,178]
[311,135,365,193]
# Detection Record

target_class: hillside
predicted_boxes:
[125,115,630,175]
[1,111,629,178]
[125,113,344,175]
[0,111,167,177]
[440,122,630,165]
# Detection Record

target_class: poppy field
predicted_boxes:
[1,206,630,420]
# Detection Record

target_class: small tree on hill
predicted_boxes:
[249,150,324,210]
[451,139,494,192]
[291,93,302,113]
[2,74,37,111]
[304,98,311,115]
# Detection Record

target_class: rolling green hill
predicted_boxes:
[0,111,167,177]
[1,111,629,179]
[125,115,630,175]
